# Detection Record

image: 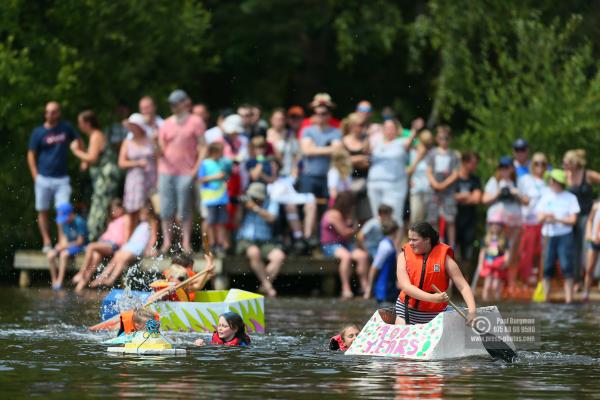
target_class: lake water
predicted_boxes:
[1,287,599,398]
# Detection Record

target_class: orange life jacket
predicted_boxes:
[119,310,136,335]
[398,243,453,313]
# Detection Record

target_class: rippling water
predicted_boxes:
[1,287,599,398]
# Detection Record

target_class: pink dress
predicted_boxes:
[124,139,157,212]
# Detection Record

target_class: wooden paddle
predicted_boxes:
[432,284,518,363]
[89,234,214,332]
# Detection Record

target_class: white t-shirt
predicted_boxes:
[535,190,580,237]
[327,168,352,193]
[517,174,549,225]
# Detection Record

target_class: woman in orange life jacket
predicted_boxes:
[118,307,158,336]
[395,222,477,325]
[194,312,251,347]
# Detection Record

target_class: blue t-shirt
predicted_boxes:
[372,237,399,303]
[245,158,273,183]
[198,158,230,206]
[300,126,341,176]
[62,215,88,243]
[28,121,79,177]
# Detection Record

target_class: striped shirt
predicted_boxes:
[395,298,443,325]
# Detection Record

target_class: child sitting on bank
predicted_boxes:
[47,203,88,290]
[198,142,232,256]
[73,199,127,292]
[357,203,394,258]
[363,220,401,304]
[329,324,361,351]
[194,312,251,347]
[477,212,510,301]
[327,149,353,204]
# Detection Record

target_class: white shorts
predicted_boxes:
[34,175,72,211]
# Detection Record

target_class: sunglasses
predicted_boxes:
[533,161,547,166]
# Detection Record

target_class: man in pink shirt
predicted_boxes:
[158,89,206,252]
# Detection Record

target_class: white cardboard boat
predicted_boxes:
[346,306,515,360]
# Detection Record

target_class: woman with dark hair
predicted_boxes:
[194,311,251,347]
[395,222,477,325]
[320,191,369,299]
[71,110,121,241]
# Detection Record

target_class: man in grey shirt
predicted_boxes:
[298,104,342,199]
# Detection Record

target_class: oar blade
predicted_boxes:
[480,332,518,363]
[89,315,120,331]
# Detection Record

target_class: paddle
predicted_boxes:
[89,234,214,332]
[432,284,518,363]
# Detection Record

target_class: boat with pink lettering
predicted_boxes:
[346,306,516,360]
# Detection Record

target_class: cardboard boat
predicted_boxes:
[98,288,265,334]
[107,331,186,356]
[346,306,515,360]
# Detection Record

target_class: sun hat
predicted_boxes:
[127,113,146,128]
[246,182,266,201]
[309,93,335,109]
[222,114,244,135]
[167,89,189,105]
[56,203,74,224]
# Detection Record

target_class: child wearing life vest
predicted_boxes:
[363,220,400,304]
[194,312,251,347]
[150,252,216,301]
[117,307,158,336]
[329,324,360,351]
[477,212,510,302]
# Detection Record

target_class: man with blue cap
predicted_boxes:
[46,203,88,290]
[512,138,530,179]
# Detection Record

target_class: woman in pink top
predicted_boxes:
[320,191,369,299]
[157,90,206,253]
[73,199,127,292]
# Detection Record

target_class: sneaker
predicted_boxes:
[51,283,62,291]
[42,245,52,253]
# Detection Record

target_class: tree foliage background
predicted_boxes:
[2,0,600,273]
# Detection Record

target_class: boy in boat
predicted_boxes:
[47,203,88,290]
[329,324,360,351]
[117,307,158,336]
[396,222,477,325]
[194,312,251,347]
[150,251,215,301]
[363,220,401,305]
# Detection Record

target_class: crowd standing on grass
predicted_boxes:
[27,91,600,302]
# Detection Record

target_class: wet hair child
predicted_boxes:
[194,311,251,347]
[117,307,158,336]
[329,324,361,351]
[477,213,509,301]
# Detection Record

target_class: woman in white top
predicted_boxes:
[408,129,435,224]
[367,119,415,227]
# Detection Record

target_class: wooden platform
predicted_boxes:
[13,250,339,294]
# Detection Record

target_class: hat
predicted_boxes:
[222,114,244,135]
[127,113,146,128]
[287,106,305,117]
[246,182,266,201]
[56,203,74,224]
[167,89,189,105]
[487,212,505,225]
[498,156,513,168]
[549,169,567,185]
[512,138,528,150]
[309,93,335,109]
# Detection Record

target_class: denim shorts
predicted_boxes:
[544,232,575,279]
[321,243,353,258]
[34,175,72,211]
[206,205,228,224]
[67,245,85,256]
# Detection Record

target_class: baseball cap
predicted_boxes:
[246,182,266,201]
[222,114,244,135]
[167,89,189,105]
[287,106,305,118]
[549,169,567,185]
[512,138,528,150]
[497,156,513,168]
[56,203,74,224]
[127,113,146,128]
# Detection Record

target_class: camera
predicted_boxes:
[498,187,514,201]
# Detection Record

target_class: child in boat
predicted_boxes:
[117,307,159,336]
[194,312,251,347]
[47,203,88,290]
[363,220,401,304]
[329,324,361,351]
[150,252,216,301]
[73,199,127,292]
[477,212,510,301]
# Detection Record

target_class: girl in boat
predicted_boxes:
[194,312,251,347]
[396,222,477,325]
[329,324,360,351]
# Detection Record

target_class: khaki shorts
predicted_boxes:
[235,240,278,258]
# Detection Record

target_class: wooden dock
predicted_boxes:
[13,250,340,294]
